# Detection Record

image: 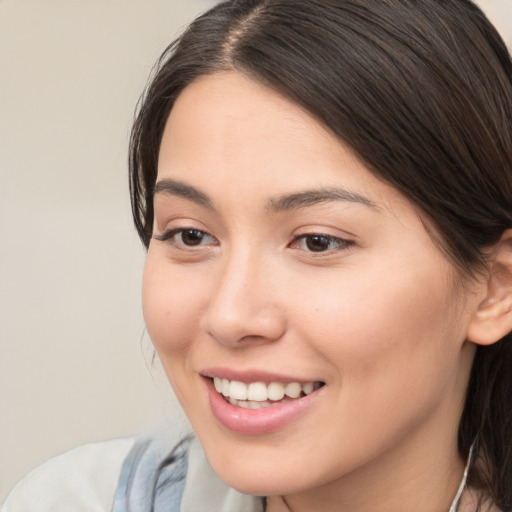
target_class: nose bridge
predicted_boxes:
[203,242,285,346]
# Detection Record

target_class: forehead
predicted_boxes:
[158,72,383,200]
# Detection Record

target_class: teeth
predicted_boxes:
[228,398,274,409]
[213,377,321,403]
[248,382,267,401]
[229,380,247,400]
[228,397,296,409]
[221,378,230,396]
[267,382,285,401]
[303,382,314,395]
[284,382,301,398]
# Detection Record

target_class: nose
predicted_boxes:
[201,251,286,347]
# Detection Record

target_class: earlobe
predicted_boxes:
[466,229,512,346]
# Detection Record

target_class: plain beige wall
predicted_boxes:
[1,0,510,502]
[0,0,214,500]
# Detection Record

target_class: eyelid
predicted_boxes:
[153,227,184,242]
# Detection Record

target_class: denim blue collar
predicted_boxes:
[112,434,263,512]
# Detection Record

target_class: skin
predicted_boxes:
[143,72,484,512]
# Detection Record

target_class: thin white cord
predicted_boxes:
[448,442,475,512]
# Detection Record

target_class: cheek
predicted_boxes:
[142,252,205,358]
[292,258,463,388]
[282,263,467,467]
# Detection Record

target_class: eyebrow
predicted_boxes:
[154,179,377,212]
[266,187,378,212]
[154,179,213,209]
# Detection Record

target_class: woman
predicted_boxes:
[3,0,512,511]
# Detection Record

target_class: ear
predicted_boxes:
[466,229,512,346]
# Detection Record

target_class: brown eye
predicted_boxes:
[292,233,353,254]
[153,227,216,248]
[305,235,332,252]
[181,229,207,246]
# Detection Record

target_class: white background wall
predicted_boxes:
[1,0,510,502]
[0,0,215,500]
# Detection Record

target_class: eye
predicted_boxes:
[178,229,210,246]
[154,228,216,248]
[292,233,353,253]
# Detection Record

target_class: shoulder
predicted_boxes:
[2,437,135,512]
[2,434,264,512]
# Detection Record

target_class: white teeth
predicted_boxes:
[213,377,320,404]
[228,398,274,409]
[302,382,314,395]
[267,382,285,401]
[228,398,279,409]
[248,382,267,401]
[229,380,248,400]
[221,378,230,396]
[284,382,302,399]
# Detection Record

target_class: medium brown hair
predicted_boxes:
[129,1,512,508]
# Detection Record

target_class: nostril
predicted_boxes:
[204,310,286,348]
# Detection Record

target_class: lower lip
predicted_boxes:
[204,378,322,435]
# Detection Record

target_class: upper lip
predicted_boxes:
[200,367,324,384]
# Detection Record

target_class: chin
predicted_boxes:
[203,445,317,497]
[215,468,298,497]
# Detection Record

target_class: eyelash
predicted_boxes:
[154,228,353,255]
[153,228,217,248]
[291,233,354,254]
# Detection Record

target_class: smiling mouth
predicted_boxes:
[212,377,325,410]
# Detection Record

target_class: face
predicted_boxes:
[143,72,478,501]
